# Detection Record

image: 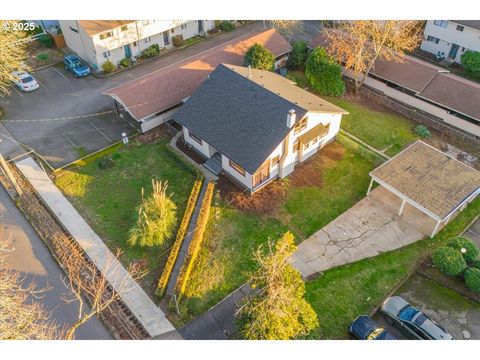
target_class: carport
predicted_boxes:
[367,141,480,238]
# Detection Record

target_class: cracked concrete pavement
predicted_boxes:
[292,187,427,277]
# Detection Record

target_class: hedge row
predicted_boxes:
[155,176,204,298]
[175,181,215,300]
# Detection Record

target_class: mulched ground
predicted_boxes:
[176,136,205,164]
[135,125,172,144]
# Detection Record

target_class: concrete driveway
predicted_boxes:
[373,273,480,340]
[0,21,268,168]
[0,185,112,339]
[292,186,430,278]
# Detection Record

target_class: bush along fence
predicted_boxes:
[156,176,204,298]
[174,181,215,301]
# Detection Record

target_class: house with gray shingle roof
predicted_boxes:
[173,64,348,192]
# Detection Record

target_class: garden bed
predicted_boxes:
[26,41,64,69]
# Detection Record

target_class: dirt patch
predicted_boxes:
[25,42,64,69]
[217,176,289,215]
[176,136,205,164]
[135,125,172,144]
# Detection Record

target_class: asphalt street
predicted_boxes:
[0,185,112,340]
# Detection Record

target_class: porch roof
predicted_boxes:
[298,124,328,144]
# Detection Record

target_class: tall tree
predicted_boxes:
[0,20,30,95]
[237,232,319,340]
[326,20,422,94]
[306,47,346,96]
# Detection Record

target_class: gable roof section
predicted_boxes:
[103,29,292,121]
[78,20,135,36]
[174,64,346,174]
[418,73,480,122]
[370,141,480,220]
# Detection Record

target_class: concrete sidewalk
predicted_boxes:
[15,156,179,339]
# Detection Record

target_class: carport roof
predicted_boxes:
[103,29,292,121]
[370,141,480,220]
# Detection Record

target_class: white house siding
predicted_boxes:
[140,107,180,133]
[421,21,480,63]
[60,20,98,67]
[221,154,254,190]
[183,127,212,158]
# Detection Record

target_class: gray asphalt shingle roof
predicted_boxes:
[173,64,309,174]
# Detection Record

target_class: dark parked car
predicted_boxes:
[349,315,397,340]
[64,54,90,78]
[381,296,453,340]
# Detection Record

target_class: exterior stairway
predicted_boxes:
[203,152,222,175]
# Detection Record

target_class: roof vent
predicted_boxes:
[287,109,296,128]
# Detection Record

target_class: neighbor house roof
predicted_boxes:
[418,73,480,122]
[370,141,480,220]
[174,64,347,174]
[451,20,480,31]
[103,29,292,121]
[78,20,135,36]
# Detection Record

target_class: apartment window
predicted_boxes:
[229,160,245,176]
[142,20,153,26]
[99,31,113,40]
[456,25,464,32]
[271,156,280,166]
[181,23,187,30]
[120,25,128,32]
[293,139,300,152]
[427,35,440,44]
[188,130,202,145]
[293,118,307,135]
[102,50,110,58]
[133,41,138,47]
[144,36,151,44]
[433,20,448,28]
[171,28,175,34]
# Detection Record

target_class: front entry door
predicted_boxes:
[124,44,132,58]
[253,163,270,188]
[448,44,459,59]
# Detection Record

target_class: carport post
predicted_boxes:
[398,199,407,216]
[366,177,374,196]
[431,219,442,238]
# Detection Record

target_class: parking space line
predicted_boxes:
[90,122,113,143]
[52,67,71,82]
[38,80,48,90]
[62,132,78,148]
[12,86,23,97]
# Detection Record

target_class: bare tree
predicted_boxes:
[0,235,61,339]
[264,20,299,38]
[0,20,30,95]
[326,20,423,95]
[59,245,146,340]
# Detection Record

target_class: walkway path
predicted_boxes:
[15,157,179,339]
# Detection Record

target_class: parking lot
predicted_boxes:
[373,273,480,340]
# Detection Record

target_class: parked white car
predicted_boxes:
[11,71,39,92]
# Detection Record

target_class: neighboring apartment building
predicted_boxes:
[174,64,348,192]
[59,20,215,69]
[421,20,480,63]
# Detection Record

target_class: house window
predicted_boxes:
[456,25,464,32]
[304,141,310,150]
[120,25,128,32]
[312,137,318,144]
[144,36,151,44]
[427,35,440,44]
[271,155,280,166]
[99,31,113,40]
[229,160,245,176]
[188,130,203,145]
[293,139,300,152]
[433,20,448,28]
[103,50,110,58]
[293,118,307,135]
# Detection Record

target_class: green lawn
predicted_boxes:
[287,70,420,157]
[177,143,375,324]
[305,197,480,339]
[55,139,197,296]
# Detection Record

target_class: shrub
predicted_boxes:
[175,182,215,300]
[244,43,275,71]
[102,60,115,74]
[432,246,467,276]
[305,47,345,96]
[97,158,115,169]
[447,236,480,264]
[119,58,131,68]
[287,41,308,70]
[464,267,480,292]
[156,176,204,298]
[36,52,50,63]
[128,180,177,247]
[218,20,235,32]
[471,258,480,269]
[142,44,160,58]
[37,34,54,48]
[461,50,480,74]
[414,124,432,139]
[172,34,184,47]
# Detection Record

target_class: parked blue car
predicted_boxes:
[349,315,397,340]
[64,54,90,78]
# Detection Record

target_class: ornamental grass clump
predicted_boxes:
[128,180,177,247]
